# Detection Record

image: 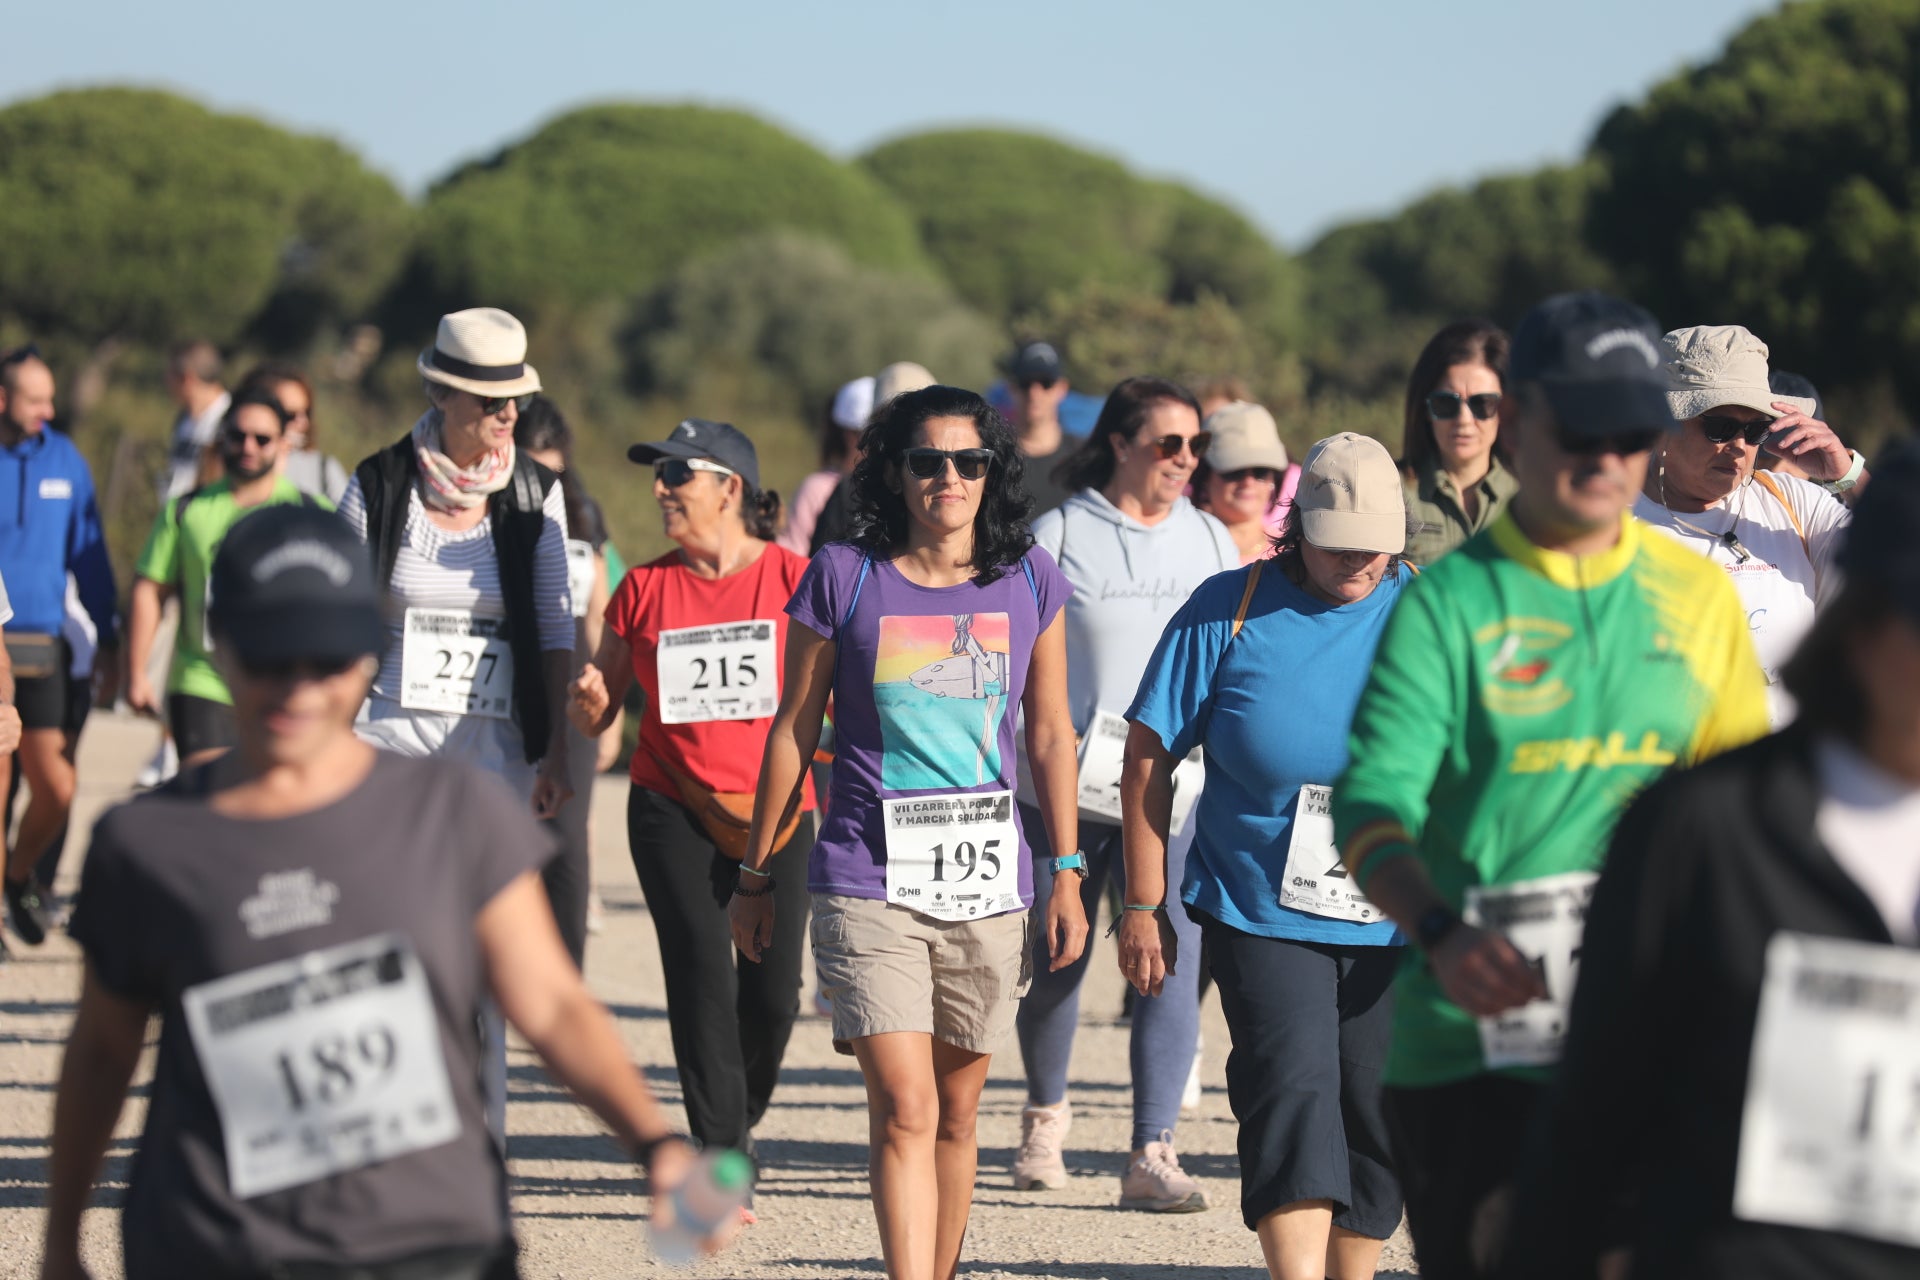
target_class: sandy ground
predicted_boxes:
[0,712,1416,1279]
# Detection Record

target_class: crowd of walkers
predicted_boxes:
[1,284,1914,1280]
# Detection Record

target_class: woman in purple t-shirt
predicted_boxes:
[731,384,1088,1280]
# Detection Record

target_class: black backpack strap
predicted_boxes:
[492,452,559,764]
[354,435,414,592]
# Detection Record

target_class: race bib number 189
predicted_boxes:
[1734,932,1920,1247]
[884,790,1023,921]
[182,933,461,1199]
[1463,870,1596,1069]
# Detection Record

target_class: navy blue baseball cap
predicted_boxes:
[1509,291,1677,439]
[208,505,385,669]
[627,418,760,488]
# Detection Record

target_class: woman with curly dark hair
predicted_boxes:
[732,384,1088,1280]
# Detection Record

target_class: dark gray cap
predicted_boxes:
[626,418,760,488]
[1509,291,1676,438]
[208,505,384,669]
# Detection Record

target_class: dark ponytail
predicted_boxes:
[741,480,782,543]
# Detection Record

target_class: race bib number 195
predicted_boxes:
[884,790,1023,921]
[182,933,461,1199]
[1734,932,1920,1247]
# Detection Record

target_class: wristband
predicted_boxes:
[738,863,772,879]
[1050,853,1088,879]
[1821,449,1866,495]
[1414,904,1462,951]
[633,1131,690,1168]
[1123,902,1162,911]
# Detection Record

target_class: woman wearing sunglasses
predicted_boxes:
[1006,375,1236,1210]
[567,417,812,1190]
[1635,325,1864,728]
[731,384,1085,1280]
[1399,320,1517,566]
[1194,400,1298,565]
[44,505,717,1280]
[339,308,575,1136]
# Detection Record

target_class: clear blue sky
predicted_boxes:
[7,0,1771,247]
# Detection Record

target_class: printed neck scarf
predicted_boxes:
[411,410,513,514]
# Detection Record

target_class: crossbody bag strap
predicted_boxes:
[1230,559,1263,640]
[1750,470,1810,557]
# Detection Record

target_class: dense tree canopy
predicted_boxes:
[0,88,410,348]
[412,105,929,324]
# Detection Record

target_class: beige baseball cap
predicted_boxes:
[1663,325,1816,422]
[1202,401,1290,473]
[873,361,935,406]
[1296,432,1406,555]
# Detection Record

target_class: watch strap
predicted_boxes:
[1415,904,1462,951]
[1050,852,1088,877]
[1822,449,1866,494]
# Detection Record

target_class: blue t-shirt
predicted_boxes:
[1128,558,1408,945]
[787,543,1071,907]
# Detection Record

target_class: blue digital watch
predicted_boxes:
[1050,853,1088,879]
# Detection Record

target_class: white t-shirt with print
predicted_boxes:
[1635,472,1848,727]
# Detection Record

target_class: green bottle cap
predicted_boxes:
[710,1149,754,1191]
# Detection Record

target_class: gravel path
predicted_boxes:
[0,713,1416,1278]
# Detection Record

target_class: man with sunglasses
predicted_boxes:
[1332,292,1770,1279]
[1635,325,1858,728]
[0,345,118,951]
[1006,340,1080,516]
[128,389,329,765]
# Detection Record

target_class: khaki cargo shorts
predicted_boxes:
[810,892,1033,1055]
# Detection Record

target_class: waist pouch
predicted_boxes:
[650,748,803,862]
[4,632,60,680]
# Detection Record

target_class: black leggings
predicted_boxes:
[626,785,811,1149]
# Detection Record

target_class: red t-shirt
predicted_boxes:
[606,544,817,808]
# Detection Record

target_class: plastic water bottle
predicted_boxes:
[649,1148,754,1265]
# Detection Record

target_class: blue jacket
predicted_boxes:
[0,428,118,645]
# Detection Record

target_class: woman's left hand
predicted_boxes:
[1044,878,1090,973]
[531,752,575,819]
[1116,907,1171,997]
[1765,403,1852,480]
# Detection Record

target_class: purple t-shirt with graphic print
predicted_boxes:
[787,542,1071,906]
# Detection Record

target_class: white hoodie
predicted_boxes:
[1017,487,1237,819]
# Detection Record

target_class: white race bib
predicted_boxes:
[1463,870,1597,1068]
[565,539,595,620]
[1169,747,1205,835]
[1277,784,1381,923]
[1734,932,1920,1246]
[1075,709,1130,821]
[655,621,779,724]
[181,933,461,1199]
[400,609,513,719]
[883,790,1023,921]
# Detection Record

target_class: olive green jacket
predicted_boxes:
[1403,458,1517,566]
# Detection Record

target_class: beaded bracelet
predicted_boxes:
[733,876,777,899]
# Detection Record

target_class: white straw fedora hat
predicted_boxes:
[417,307,542,398]
[1662,325,1814,422]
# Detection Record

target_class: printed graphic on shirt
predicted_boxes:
[1475,617,1575,715]
[238,869,341,939]
[875,612,1011,791]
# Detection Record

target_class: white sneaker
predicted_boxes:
[135,737,178,789]
[1011,1102,1071,1190]
[1181,1033,1203,1115]
[1119,1131,1208,1212]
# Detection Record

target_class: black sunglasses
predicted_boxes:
[1427,390,1501,422]
[903,447,994,481]
[477,392,535,417]
[652,457,732,488]
[1558,428,1663,458]
[223,426,278,448]
[1145,432,1211,461]
[1698,414,1772,447]
[1218,466,1278,484]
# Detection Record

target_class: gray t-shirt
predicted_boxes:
[70,752,549,1276]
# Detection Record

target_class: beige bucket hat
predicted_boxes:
[417,307,542,398]
[873,361,935,406]
[1296,432,1405,555]
[1663,325,1814,422]
[1202,401,1290,473]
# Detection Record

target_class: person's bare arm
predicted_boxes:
[43,966,152,1278]
[729,622,834,963]
[530,651,575,819]
[1022,612,1088,972]
[1116,720,1178,995]
[125,578,171,717]
[0,630,17,757]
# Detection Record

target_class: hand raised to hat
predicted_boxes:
[1764,402,1852,481]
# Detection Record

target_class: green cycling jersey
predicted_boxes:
[1333,511,1769,1087]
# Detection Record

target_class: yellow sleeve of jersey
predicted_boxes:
[1637,535,1770,763]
